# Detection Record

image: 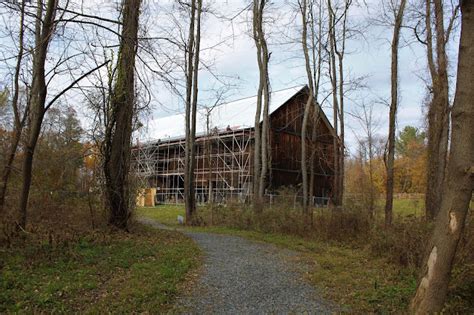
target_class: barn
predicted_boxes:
[132,85,337,206]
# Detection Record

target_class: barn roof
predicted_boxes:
[138,85,332,143]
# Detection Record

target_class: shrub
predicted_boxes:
[369,217,431,268]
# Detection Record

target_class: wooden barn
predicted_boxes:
[132,85,337,206]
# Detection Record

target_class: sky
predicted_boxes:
[138,0,460,154]
[0,0,461,155]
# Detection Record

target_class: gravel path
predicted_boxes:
[138,217,334,314]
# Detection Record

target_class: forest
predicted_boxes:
[0,0,472,313]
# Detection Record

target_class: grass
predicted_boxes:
[390,198,424,217]
[137,204,184,227]
[137,197,426,225]
[0,223,201,313]
[136,205,418,313]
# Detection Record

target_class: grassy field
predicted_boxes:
[0,224,200,313]
[135,205,418,313]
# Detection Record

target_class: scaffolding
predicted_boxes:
[131,127,254,205]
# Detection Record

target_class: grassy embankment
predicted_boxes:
[0,224,200,313]
[136,200,473,314]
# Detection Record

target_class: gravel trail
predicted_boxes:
[138,217,334,314]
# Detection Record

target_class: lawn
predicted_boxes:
[0,224,201,313]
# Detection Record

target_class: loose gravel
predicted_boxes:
[138,217,334,314]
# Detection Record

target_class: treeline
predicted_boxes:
[346,125,427,215]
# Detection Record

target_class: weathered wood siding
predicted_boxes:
[269,88,335,198]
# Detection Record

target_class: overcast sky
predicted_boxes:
[140,0,460,154]
[0,0,460,154]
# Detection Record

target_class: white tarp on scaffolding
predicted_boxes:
[138,85,305,143]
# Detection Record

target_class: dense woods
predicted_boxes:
[0,0,472,312]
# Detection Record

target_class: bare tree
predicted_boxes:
[300,0,315,216]
[17,0,59,229]
[308,0,325,206]
[299,0,325,218]
[384,0,407,227]
[252,0,271,207]
[410,2,473,310]
[184,0,203,224]
[327,0,351,206]
[422,0,460,220]
[103,0,141,230]
[0,0,27,213]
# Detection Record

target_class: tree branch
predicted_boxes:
[45,60,110,111]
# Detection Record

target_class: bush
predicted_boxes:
[369,217,431,268]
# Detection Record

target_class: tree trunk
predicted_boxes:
[103,0,141,230]
[184,0,196,222]
[18,0,57,229]
[425,0,450,220]
[254,0,271,200]
[190,0,202,222]
[309,1,323,209]
[368,135,375,218]
[337,54,345,206]
[327,0,340,206]
[0,0,26,214]
[184,0,202,224]
[410,2,473,311]
[300,0,317,216]
[384,0,407,227]
[252,0,270,208]
[335,1,350,207]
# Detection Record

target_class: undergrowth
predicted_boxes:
[0,204,201,313]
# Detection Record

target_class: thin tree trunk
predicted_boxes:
[335,1,350,206]
[184,0,202,224]
[368,135,375,218]
[309,1,323,206]
[184,0,196,222]
[257,0,271,200]
[327,0,340,206]
[410,3,473,310]
[18,0,57,229]
[425,0,450,220]
[252,0,265,207]
[190,0,202,221]
[103,0,141,230]
[301,93,313,214]
[300,0,316,216]
[384,0,406,227]
[0,0,27,213]
[337,54,344,206]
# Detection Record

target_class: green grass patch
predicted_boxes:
[0,224,200,313]
[392,198,424,217]
[136,205,184,227]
